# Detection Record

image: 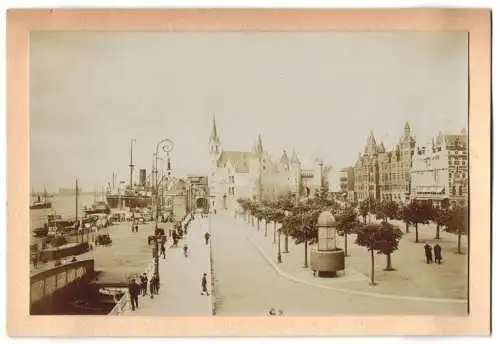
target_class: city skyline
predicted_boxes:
[30,31,468,191]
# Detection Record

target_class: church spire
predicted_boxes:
[291,149,300,165]
[255,133,264,155]
[404,121,411,137]
[365,131,378,155]
[209,114,220,144]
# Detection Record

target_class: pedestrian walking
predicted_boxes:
[140,273,148,296]
[424,242,433,264]
[153,274,160,295]
[434,243,443,264]
[31,253,38,268]
[128,279,140,311]
[201,273,210,295]
[135,224,139,233]
[183,244,188,257]
[160,244,166,259]
[204,232,211,245]
[149,275,155,298]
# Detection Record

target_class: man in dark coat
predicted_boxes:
[434,243,443,264]
[160,244,166,259]
[153,274,160,295]
[128,279,140,311]
[140,273,148,296]
[204,232,211,245]
[149,275,155,298]
[424,242,433,264]
[201,273,209,295]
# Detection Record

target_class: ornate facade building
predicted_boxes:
[353,122,416,203]
[207,118,323,211]
[410,129,468,208]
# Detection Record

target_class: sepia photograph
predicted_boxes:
[6,8,491,337]
[28,30,470,317]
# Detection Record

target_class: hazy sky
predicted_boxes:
[30,31,468,192]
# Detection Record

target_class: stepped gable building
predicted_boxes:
[354,122,416,203]
[410,129,468,208]
[207,117,322,211]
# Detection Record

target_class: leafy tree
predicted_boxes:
[359,200,369,224]
[355,222,404,284]
[433,207,451,240]
[255,206,265,231]
[335,206,361,257]
[248,201,258,226]
[399,203,412,233]
[375,200,400,223]
[269,207,285,244]
[262,207,274,237]
[237,198,251,221]
[284,205,321,267]
[443,205,469,254]
[404,201,434,243]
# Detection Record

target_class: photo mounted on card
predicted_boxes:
[6,8,491,337]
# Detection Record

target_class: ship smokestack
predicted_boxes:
[140,169,147,186]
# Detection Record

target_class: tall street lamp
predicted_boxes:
[153,138,174,279]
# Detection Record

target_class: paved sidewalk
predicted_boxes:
[230,211,467,301]
[124,216,212,316]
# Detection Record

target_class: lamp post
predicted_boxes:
[153,138,174,279]
[278,211,289,264]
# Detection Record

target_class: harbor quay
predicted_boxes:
[29,207,182,315]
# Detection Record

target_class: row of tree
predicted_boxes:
[358,197,468,253]
[237,191,468,285]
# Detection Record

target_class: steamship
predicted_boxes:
[105,139,154,210]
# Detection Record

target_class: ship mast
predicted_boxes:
[129,139,136,189]
[75,179,79,222]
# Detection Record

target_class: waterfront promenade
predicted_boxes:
[210,210,467,316]
[124,215,212,316]
[30,220,165,282]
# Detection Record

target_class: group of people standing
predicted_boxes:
[128,272,161,311]
[424,242,443,264]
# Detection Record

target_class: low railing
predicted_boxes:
[108,259,155,315]
[30,259,95,307]
[108,292,130,315]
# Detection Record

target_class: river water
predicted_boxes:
[30,194,95,243]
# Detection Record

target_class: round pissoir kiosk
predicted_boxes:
[310,210,345,277]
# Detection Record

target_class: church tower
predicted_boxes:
[208,116,222,165]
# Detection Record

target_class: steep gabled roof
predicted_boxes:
[290,150,300,164]
[444,134,467,149]
[280,150,289,165]
[217,150,254,173]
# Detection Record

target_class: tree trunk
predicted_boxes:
[257,219,260,231]
[370,248,375,285]
[285,235,289,253]
[304,240,308,268]
[435,223,440,240]
[363,216,367,224]
[405,221,409,233]
[415,223,419,243]
[273,222,276,244]
[384,253,394,271]
[252,216,254,226]
[264,222,268,236]
[344,233,349,257]
[457,230,462,254]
